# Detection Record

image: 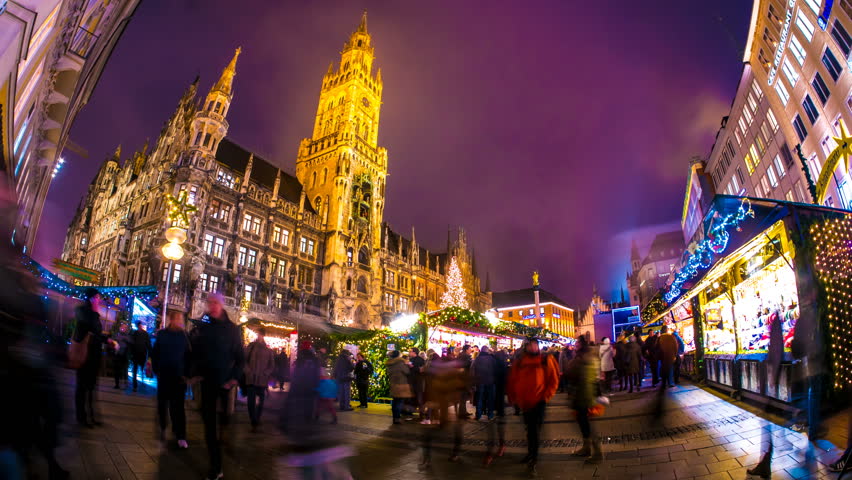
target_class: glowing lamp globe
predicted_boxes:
[161,242,185,261]
[165,226,188,244]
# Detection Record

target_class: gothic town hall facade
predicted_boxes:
[60,14,489,328]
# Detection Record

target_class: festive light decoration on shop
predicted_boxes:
[439,256,469,309]
[418,306,568,341]
[21,256,158,302]
[665,198,755,304]
[811,217,852,389]
[165,191,198,228]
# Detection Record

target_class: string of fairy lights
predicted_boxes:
[811,217,852,389]
[665,198,755,304]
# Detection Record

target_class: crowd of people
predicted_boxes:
[6,279,850,479]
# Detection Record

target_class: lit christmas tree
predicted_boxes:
[440,256,469,309]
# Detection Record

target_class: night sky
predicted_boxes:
[34,0,752,308]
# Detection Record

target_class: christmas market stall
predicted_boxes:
[23,255,159,338]
[241,318,297,355]
[647,195,852,405]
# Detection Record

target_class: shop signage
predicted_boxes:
[768,0,796,86]
[739,237,782,279]
[522,313,544,320]
[51,258,101,283]
[818,0,835,30]
[816,123,852,202]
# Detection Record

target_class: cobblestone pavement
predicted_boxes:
[24,371,850,479]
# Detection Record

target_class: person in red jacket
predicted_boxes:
[507,338,559,473]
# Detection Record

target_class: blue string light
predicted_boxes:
[664,198,755,304]
[20,255,159,303]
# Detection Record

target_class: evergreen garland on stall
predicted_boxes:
[328,329,415,400]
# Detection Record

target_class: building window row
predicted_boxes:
[242,213,262,235]
[299,237,315,256]
[238,246,258,268]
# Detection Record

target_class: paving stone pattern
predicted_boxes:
[25,371,850,479]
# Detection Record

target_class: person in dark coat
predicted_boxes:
[192,293,245,480]
[281,341,322,441]
[672,330,686,384]
[456,345,473,418]
[354,353,373,408]
[748,309,787,478]
[110,322,130,389]
[129,321,151,392]
[643,331,660,387]
[274,349,290,390]
[623,335,643,393]
[332,350,354,411]
[408,347,426,418]
[73,288,108,427]
[472,345,497,420]
[151,311,191,448]
[244,328,275,429]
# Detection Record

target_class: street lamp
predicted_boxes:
[160,226,186,328]
[159,190,197,328]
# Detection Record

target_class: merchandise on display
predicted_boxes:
[428,325,491,354]
[703,294,736,353]
[732,257,799,353]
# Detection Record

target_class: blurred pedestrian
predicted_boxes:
[507,338,559,473]
[614,335,627,391]
[386,350,412,425]
[409,347,426,419]
[672,329,685,384]
[643,331,659,387]
[456,345,473,419]
[245,328,275,430]
[657,326,678,388]
[420,351,465,467]
[129,321,151,392]
[354,352,373,408]
[281,341,321,432]
[624,335,642,393]
[567,336,603,464]
[274,348,289,390]
[151,311,191,448]
[332,349,354,411]
[73,288,108,427]
[472,345,497,421]
[110,322,130,389]
[558,345,573,393]
[316,373,338,424]
[192,293,245,480]
[748,310,783,479]
[599,337,615,394]
[0,235,69,479]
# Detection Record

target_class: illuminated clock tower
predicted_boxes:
[295,11,387,325]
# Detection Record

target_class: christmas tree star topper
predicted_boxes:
[165,191,198,228]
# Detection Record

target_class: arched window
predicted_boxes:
[356,277,367,293]
[321,168,328,185]
[346,247,354,266]
[358,246,369,265]
[194,131,202,145]
[338,96,344,106]
[314,196,322,211]
[311,171,317,188]
[346,277,352,291]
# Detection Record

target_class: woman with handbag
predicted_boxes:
[569,336,604,464]
[72,288,107,428]
[386,350,412,425]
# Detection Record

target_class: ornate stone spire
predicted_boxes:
[211,47,241,97]
[357,10,367,33]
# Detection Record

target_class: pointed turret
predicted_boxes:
[357,10,368,33]
[326,62,334,76]
[241,153,253,194]
[211,47,241,98]
[271,169,282,207]
[112,145,122,162]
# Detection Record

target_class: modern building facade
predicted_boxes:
[60,14,489,328]
[707,0,852,210]
[1,0,140,253]
[489,287,575,337]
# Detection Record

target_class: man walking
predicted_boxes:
[332,349,354,411]
[192,293,245,480]
[245,328,275,430]
[110,323,130,389]
[507,338,559,473]
[471,345,497,421]
[151,311,191,448]
[456,345,473,419]
[129,321,151,392]
[409,347,426,419]
[354,353,373,408]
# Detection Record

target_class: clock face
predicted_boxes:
[361,97,370,108]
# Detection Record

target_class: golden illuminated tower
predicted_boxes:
[296,12,387,314]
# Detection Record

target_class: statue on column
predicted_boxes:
[328,288,337,322]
